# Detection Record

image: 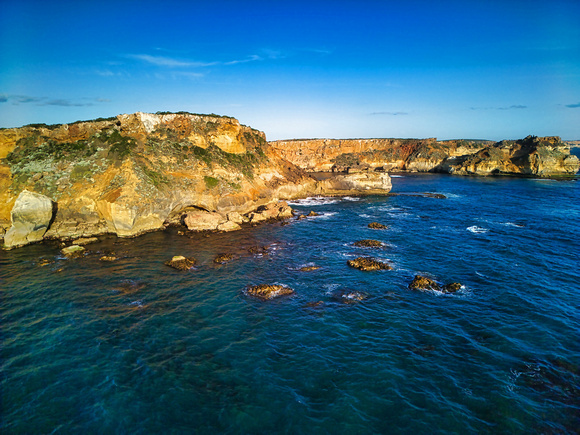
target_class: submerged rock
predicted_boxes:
[247,245,268,255]
[354,239,384,248]
[408,275,440,291]
[299,265,320,272]
[100,255,118,262]
[73,237,99,245]
[214,253,235,264]
[246,284,294,300]
[368,222,388,230]
[61,245,85,258]
[333,290,368,304]
[165,255,196,271]
[347,257,392,271]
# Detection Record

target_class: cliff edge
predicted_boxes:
[270,136,579,177]
[1,112,392,248]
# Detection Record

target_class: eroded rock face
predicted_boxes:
[4,190,54,248]
[270,136,579,177]
[318,173,392,194]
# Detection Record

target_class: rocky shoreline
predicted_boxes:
[2,111,578,250]
[0,112,393,249]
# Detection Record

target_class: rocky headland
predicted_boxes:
[1,112,392,249]
[270,136,580,177]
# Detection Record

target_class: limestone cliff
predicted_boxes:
[270,136,579,177]
[1,112,392,248]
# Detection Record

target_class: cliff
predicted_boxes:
[1,112,392,248]
[270,136,579,177]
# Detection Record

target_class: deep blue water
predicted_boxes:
[1,174,579,434]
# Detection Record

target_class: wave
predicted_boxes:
[287,197,340,206]
[467,226,488,234]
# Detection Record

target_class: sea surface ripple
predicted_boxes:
[1,174,579,434]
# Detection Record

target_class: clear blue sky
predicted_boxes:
[1,0,579,140]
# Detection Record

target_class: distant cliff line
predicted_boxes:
[269,136,579,177]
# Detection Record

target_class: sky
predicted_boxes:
[1,0,579,141]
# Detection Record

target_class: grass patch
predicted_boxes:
[204,176,219,189]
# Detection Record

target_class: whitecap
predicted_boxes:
[390,175,404,178]
[342,196,361,201]
[502,222,525,228]
[467,226,488,234]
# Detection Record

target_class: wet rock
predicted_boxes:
[368,222,388,229]
[214,253,235,264]
[183,210,225,231]
[165,255,196,271]
[307,211,320,217]
[4,190,55,249]
[217,221,242,232]
[299,265,320,272]
[408,275,440,291]
[347,257,392,271]
[443,282,462,293]
[249,201,294,223]
[38,259,54,267]
[247,245,268,255]
[422,192,447,199]
[61,245,85,258]
[334,290,368,304]
[73,237,99,246]
[354,239,384,248]
[297,214,307,220]
[246,284,294,300]
[100,255,118,262]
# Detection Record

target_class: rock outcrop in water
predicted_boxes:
[270,136,579,177]
[1,112,392,248]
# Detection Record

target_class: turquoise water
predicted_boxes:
[1,174,579,434]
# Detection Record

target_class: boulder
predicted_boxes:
[165,255,196,271]
[408,275,440,291]
[347,257,392,271]
[443,282,462,293]
[226,211,245,225]
[246,284,294,300]
[183,211,225,231]
[307,211,320,217]
[368,222,388,229]
[4,190,55,249]
[354,239,384,248]
[217,221,242,232]
[214,253,234,264]
[61,245,85,258]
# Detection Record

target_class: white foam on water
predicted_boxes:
[390,175,405,178]
[287,197,340,206]
[502,222,525,228]
[342,196,361,201]
[467,226,488,234]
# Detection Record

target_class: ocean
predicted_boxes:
[1,173,579,434]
